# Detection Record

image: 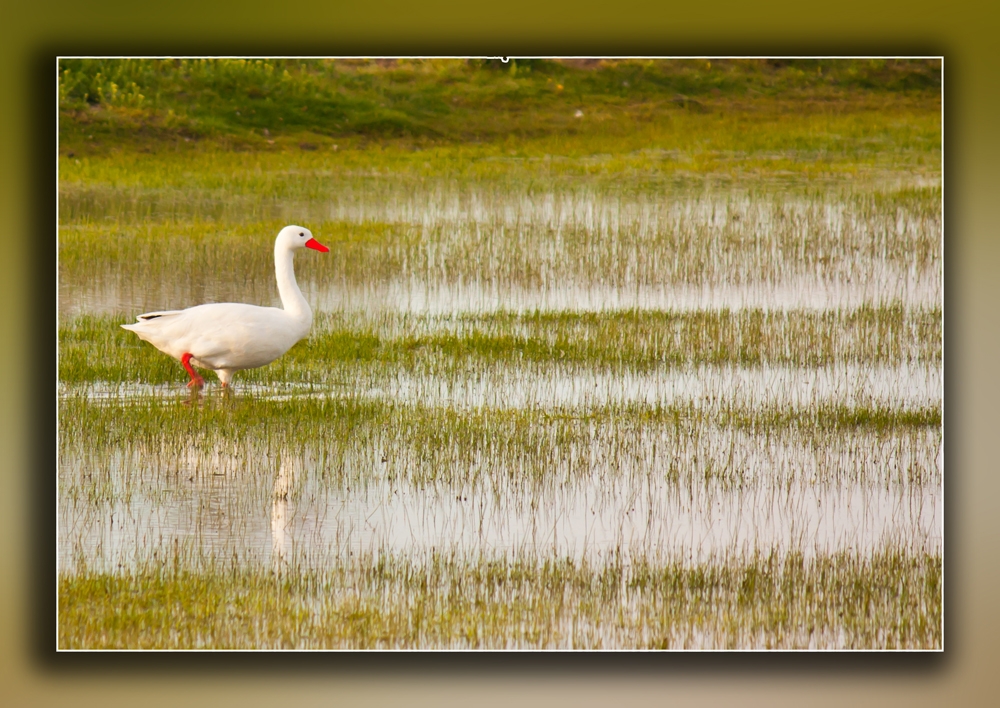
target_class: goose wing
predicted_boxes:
[133,310,185,322]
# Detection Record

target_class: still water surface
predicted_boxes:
[58,182,942,574]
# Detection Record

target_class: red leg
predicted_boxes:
[181,353,205,388]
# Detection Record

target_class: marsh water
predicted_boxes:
[58,178,942,588]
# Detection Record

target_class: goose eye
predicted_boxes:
[299,232,305,237]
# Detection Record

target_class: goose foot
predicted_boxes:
[181,353,205,389]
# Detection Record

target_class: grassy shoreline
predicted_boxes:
[59,59,941,157]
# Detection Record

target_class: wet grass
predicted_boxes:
[59,548,941,649]
[60,306,942,386]
[58,180,942,328]
[59,392,941,445]
[58,394,941,496]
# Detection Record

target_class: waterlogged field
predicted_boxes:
[57,60,942,649]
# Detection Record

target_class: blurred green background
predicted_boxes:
[56,57,939,151]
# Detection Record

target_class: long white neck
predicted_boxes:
[274,242,312,328]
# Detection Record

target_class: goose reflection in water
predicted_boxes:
[271,461,293,570]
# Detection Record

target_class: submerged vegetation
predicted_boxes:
[58,58,942,650]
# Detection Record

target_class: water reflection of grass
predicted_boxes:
[59,549,941,649]
[59,395,940,494]
[59,185,940,291]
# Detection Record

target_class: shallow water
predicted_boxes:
[362,362,940,411]
[313,272,941,315]
[60,270,941,319]
[58,425,941,574]
[58,180,941,318]
[58,178,943,582]
[63,360,939,411]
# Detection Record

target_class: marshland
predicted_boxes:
[57,58,942,649]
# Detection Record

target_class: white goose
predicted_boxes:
[122,225,328,389]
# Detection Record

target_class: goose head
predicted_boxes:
[277,225,329,253]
